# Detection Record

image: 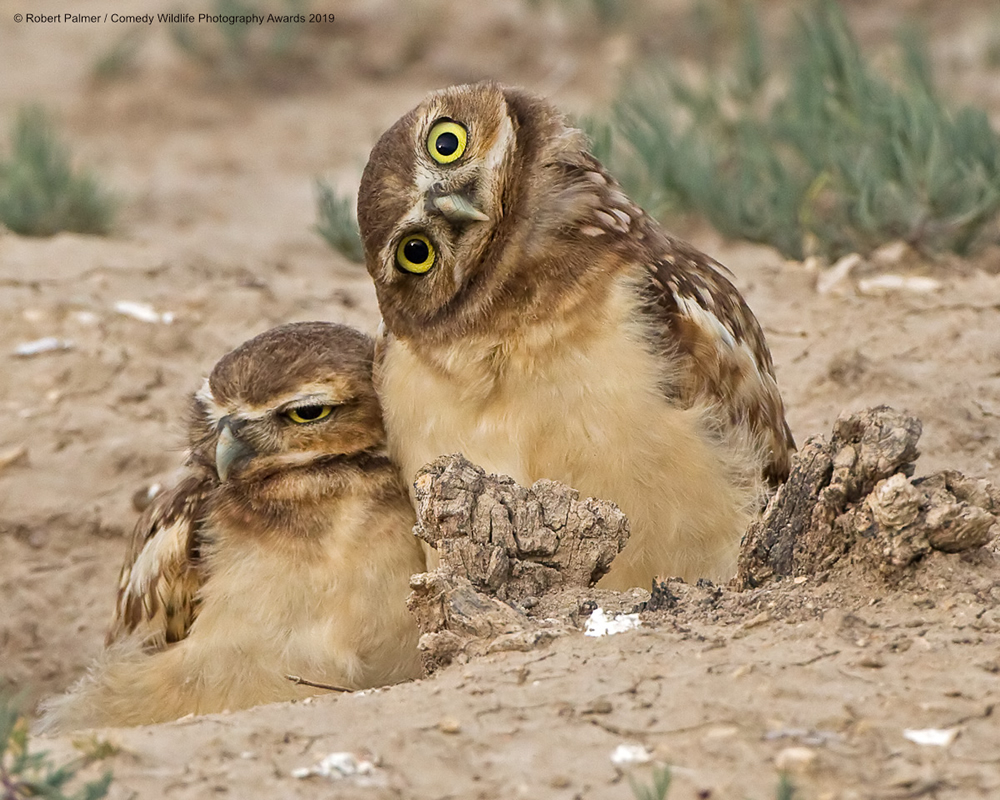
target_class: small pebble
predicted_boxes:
[775,746,818,773]
[437,717,461,734]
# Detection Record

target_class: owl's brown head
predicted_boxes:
[358,83,612,345]
[188,322,386,504]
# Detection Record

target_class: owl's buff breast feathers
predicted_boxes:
[378,277,757,588]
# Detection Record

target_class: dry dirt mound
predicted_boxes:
[739,406,998,587]
[406,408,997,685]
[28,411,1000,799]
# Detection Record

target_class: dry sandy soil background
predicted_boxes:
[2,0,1000,797]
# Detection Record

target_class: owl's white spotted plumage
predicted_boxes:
[358,83,794,590]
[41,322,425,732]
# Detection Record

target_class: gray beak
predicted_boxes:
[215,420,256,482]
[431,192,489,223]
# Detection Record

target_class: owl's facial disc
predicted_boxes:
[358,83,529,337]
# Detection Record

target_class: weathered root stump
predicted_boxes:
[407,454,631,672]
[736,406,998,589]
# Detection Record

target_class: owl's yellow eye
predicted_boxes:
[395,233,436,274]
[427,120,467,164]
[285,405,333,424]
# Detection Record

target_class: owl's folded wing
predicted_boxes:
[642,235,795,486]
[105,472,214,649]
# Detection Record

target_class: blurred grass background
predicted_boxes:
[3,0,1000,266]
[585,0,1000,260]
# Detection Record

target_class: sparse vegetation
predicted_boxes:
[314,178,364,263]
[0,107,117,237]
[170,0,312,84]
[586,0,1000,260]
[0,695,112,800]
[91,30,144,82]
[625,764,797,800]
[629,765,672,800]
[776,772,796,800]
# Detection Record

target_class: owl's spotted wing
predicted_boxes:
[641,235,795,485]
[105,472,214,649]
[567,154,794,484]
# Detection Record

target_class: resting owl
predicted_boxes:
[41,322,425,732]
[357,83,794,590]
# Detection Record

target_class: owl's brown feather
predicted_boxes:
[538,151,795,483]
[106,472,212,649]
[641,241,794,484]
[41,322,425,733]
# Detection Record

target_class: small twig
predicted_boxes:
[286,674,351,693]
[764,326,809,338]
[793,649,841,666]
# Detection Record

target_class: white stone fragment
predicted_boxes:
[610,743,653,766]
[291,751,378,780]
[857,275,942,295]
[585,607,642,637]
[114,300,175,324]
[816,253,862,295]
[12,337,75,357]
[903,727,960,747]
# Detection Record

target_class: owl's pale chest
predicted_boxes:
[191,492,423,689]
[381,282,667,487]
[379,281,754,586]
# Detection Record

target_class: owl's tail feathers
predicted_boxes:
[35,640,191,734]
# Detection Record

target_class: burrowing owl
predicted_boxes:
[41,322,425,732]
[357,83,794,590]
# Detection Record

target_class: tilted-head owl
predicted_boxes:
[357,83,794,590]
[41,321,425,732]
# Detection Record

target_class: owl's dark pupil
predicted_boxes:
[294,406,324,420]
[435,132,459,157]
[404,238,430,263]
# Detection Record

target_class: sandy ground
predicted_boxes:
[2,1,1000,797]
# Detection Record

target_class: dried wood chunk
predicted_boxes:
[737,406,997,588]
[407,454,630,671]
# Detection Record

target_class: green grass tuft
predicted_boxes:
[1,695,113,800]
[587,0,1000,260]
[629,765,672,800]
[314,178,364,263]
[0,107,117,237]
[776,772,797,800]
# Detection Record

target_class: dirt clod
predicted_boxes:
[407,454,631,671]
[737,407,998,588]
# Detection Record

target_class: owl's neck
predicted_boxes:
[398,273,643,392]
[208,452,403,542]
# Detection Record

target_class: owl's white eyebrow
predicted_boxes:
[195,380,226,425]
[482,104,514,173]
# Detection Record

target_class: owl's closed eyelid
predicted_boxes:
[280,397,344,412]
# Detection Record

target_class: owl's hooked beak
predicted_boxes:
[428,188,489,223]
[215,418,256,482]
